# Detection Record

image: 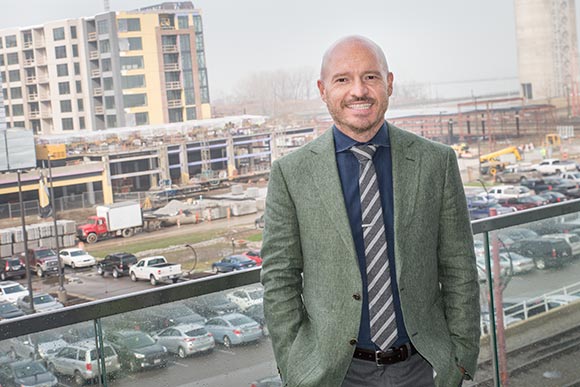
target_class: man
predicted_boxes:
[261,35,480,387]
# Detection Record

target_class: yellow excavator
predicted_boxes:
[479,146,522,175]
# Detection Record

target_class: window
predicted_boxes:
[195,34,204,51]
[123,93,147,108]
[79,116,85,129]
[168,108,183,123]
[103,77,113,90]
[135,112,148,125]
[522,83,533,100]
[62,117,74,130]
[106,115,117,127]
[105,96,115,109]
[53,27,65,41]
[5,35,17,48]
[70,26,77,39]
[13,121,25,128]
[12,104,24,116]
[0,55,4,67]
[120,37,142,51]
[199,69,208,88]
[72,44,78,57]
[120,56,143,70]
[180,55,192,71]
[57,63,68,77]
[201,87,209,104]
[75,80,82,93]
[0,37,3,49]
[8,70,20,82]
[178,15,189,29]
[186,107,196,120]
[99,40,110,54]
[6,53,18,65]
[184,88,195,105]
[197,52,206,69]
[193,15,203,33]
[10,87,22,99]
[118,18,141,32]
[121,75,145,89]
[55,46,67,59]
[101,58,112,72]
[2,89,7,99]
[179,36,191,51]
[58,81,70,95]
[60,100,72,113]
[77,98,84,112]
[97,20,109,34]
[74,62,80,75]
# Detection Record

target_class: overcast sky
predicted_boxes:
[0,0,576,100]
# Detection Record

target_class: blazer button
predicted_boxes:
[349,338,357,346]
[352,293,361,301]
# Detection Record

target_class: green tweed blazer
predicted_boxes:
[261,123,480,387]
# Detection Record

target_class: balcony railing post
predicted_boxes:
[484,231,502,386]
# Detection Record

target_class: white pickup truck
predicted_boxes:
[129,256,182,286]
[532,158,577,175]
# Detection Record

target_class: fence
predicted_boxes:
[0,191,105,220]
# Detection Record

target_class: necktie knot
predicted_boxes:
[350,144,377,163]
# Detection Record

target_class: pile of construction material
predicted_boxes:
[0,220,77,258]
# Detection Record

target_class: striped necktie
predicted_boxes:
[350,144,398,351]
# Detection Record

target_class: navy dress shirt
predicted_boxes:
[333,123,410,350]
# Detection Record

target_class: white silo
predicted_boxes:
[515,0,579,100]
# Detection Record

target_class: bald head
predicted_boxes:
[319,36,389,81]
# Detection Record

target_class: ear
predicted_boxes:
[387,72,394,96]
[317,80,327,103]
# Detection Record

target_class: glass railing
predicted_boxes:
[1,200,580,387]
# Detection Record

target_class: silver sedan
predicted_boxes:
[153,324,215,358]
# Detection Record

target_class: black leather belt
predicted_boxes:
[353,343,416,366]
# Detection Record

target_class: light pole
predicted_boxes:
[47,154,67,302]
[16,170,35,312]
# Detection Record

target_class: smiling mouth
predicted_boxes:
[347,103,372,110]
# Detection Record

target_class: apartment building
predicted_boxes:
[0,1,210,134]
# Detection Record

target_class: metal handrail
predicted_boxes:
[1,200,580,343]
[0,268,260,341]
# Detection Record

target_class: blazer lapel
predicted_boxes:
[306,129,356,255]
[390,124,421,279]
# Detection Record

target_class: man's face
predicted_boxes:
[317,40,393,140]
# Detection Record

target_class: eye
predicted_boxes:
[334,77,348,83]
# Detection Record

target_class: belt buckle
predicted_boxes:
[375,350,385,367]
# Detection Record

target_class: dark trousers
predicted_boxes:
[341,353,436,387]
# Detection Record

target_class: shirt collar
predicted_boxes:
[333,122,390,153]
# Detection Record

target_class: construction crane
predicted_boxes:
[479,146,522,176]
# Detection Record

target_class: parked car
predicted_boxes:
[532,158,576,175]
[241,250,262,265]
[27,247,60,278]
[184,293,239,318]
[59,248,96,269]
[129,256,182,285]
[499,195,547,211]
[204,313,263,348]
[106,330,168,371]
[501,251,535,275]
[538,191,568,204]
[244,303,268,336]
[153,324,215,358]
[9,332,68,361]
[96,252,137,278]
[482,185,530,200]
[226,286,264,311]
[0,281,28,304]
[46,340,121,385]
[503,295,580,320]
[495,163,541,183]
[0,360,58,387]
[520,178,551,193]
[467,198,514,220]
[211,255,257,273]
[0,257,26,281]
[560,171,580,182]
[541,233,580,257]
[17,293,64,314]
[497,228,539,246]
[250,375,283,387]
[508,238,572,269]
[0,301,25,320]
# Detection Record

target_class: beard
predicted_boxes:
[326,97,389,136]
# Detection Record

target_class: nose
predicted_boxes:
[350,77,369,98]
